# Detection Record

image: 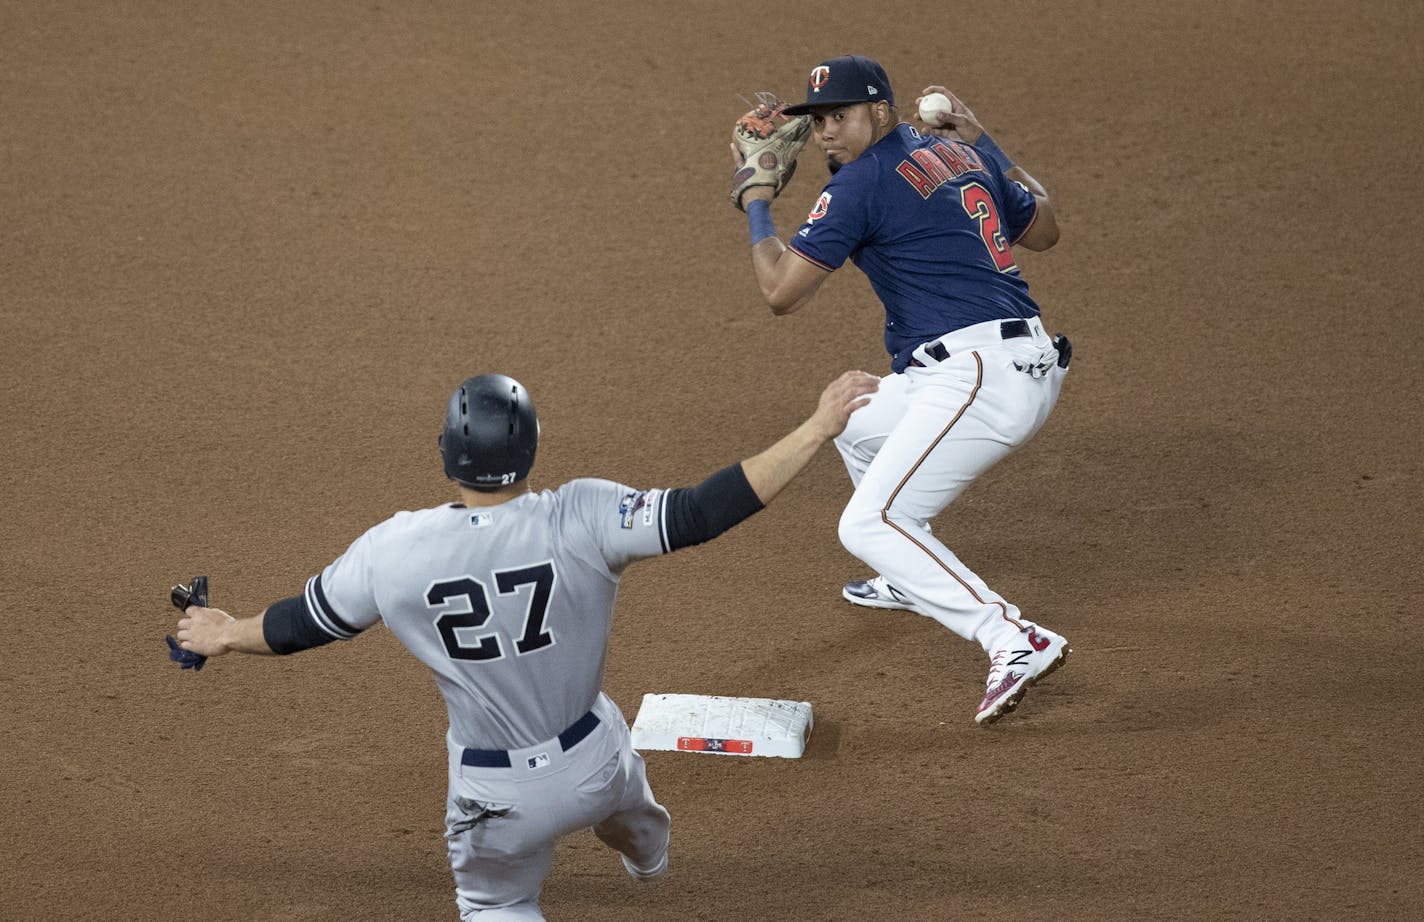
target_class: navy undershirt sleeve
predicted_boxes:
[262,595,339,655]
[663,463,765,550]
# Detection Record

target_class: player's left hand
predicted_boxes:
[729,92,812,211]
[916,86,985,144]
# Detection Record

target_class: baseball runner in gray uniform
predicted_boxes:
[169,369,878,920]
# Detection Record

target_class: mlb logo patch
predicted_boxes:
[527,752,551,770]
[469,512,492,528]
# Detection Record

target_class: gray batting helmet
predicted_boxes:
[439,374,538,491]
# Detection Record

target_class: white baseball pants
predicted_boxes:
[835,317,1067,652]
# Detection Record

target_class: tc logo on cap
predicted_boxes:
[810,65,830,91]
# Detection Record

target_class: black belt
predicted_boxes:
[910,319,1032,367]
[461,710,601,768]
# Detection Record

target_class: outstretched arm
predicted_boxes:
[174,605,275,658]
[174,593,347,659]
[741,369,878,503]
[661,370,879,550]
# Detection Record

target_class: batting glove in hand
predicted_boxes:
[730,92,811,211]
[166,576,210,671]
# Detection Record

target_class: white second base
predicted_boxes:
[630,693,813,759]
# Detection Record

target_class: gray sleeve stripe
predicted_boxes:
[304,575,361,639]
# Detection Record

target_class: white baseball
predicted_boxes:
[918,92,954,127]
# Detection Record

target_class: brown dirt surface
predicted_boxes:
[4,2,1421,920]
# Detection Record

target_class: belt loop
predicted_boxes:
[557,711,601,750]
[911,339,950,367]
[999,319,1031,340]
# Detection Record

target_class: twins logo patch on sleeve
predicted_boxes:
[798,192,832,237]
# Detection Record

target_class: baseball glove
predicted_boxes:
[730,92,812,211]
[165,575,210,671]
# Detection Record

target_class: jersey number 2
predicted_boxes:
[960,182,1017,272]
[427,563,556,662]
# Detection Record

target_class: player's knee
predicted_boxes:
[633,812,671,860]
[837,504,881,560]
[627,804,671,848]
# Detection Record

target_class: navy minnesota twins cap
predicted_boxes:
[782,55,894,115]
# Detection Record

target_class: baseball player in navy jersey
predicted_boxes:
[730,54,1072,725]
[168,369,876,920]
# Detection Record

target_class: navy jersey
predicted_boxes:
[789,123,1043,372]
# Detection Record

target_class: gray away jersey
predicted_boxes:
[296,479,669,749]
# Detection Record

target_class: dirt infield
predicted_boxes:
[3,2,1421,919]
